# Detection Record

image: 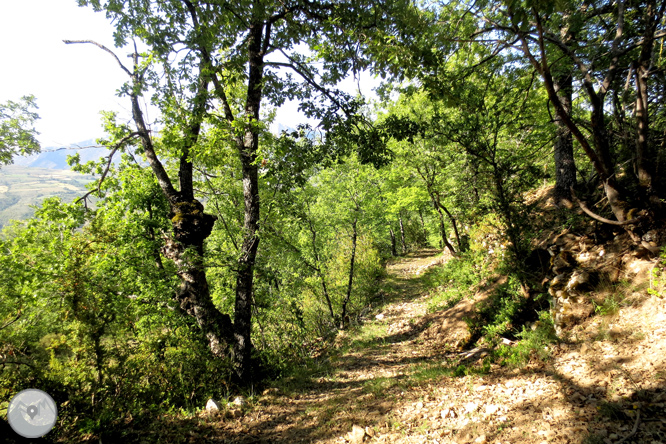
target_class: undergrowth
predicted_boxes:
[424,252,488,313]
[648,248,666,298]
[494,310,558,366]
[422,248,558,367]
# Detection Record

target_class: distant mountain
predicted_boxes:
[13,140,110,170]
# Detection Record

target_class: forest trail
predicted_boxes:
[151,250,666,444]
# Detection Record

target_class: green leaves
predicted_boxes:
[0,95,40,166]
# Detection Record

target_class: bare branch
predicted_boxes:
[76,132,139,205]
[63,39,133,77]
[266,57,352,119]
[570,187,644,226]
[616,408,641,444]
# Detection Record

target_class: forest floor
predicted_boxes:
[139,249,666,444]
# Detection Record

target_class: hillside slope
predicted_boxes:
[0,143,107,228]
[0,165,93,228]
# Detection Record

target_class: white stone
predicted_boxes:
[485,405,499,415]
[348,425,367,444]
[465,401,479,413]
[205,398,221,412]
[232,396,247,407]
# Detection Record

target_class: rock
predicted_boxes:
[441,408,454,419]
[643,230,660,243]
[232,396,247,407]
[375,313,385,321]
[566,270,592,292]
[205,398,221,412]
[485,404,499,415]
[464,401,479,413]
[552,250,576,274]
[365,426,375,437]
[474,435,487,443]
[348,425,367,444]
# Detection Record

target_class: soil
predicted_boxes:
[131,249,666,444]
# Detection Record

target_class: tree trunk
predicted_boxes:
[233,157,259,383]
[553,69,576,203]
[519,9,632,225]
[418,209,429,246]
[339,215,358,330]
[309,220,335,323]
[428,192,457,256]
[121,49,238,364]
[398,213,407,254]
[634,0,663,203]
[389,226,397,257]
[163,201,235,356]
[439,218,457,256]
[232,21,265,384]
[635,62,651,191]
[440,201,462,253]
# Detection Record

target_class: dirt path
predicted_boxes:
[149,250,666,444]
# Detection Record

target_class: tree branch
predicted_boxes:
[570,188,644,226]
[63,40,133,76]
[616,408,640,444]
[265,57,353,119]
[64,38,181,202]
[76,132,139,206]
[182,0,237,126]
[0,312,21,331]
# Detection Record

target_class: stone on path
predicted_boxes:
[205,398,221,412]
[348,424,367,444]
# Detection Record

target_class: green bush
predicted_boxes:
[425,252,485,312]
[495,311,558,366]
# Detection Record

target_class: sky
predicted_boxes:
[0,0,379,149]
[0,1,130,147]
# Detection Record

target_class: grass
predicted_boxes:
[411,362,455,382]
[422,253,486,313]
[410,358,492,383]
[648,249,666,297]
[346,322,390,349]
[592,278,649,317]
[362,377,401,396]
[593,293,625,316]
[596,401,628,421]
